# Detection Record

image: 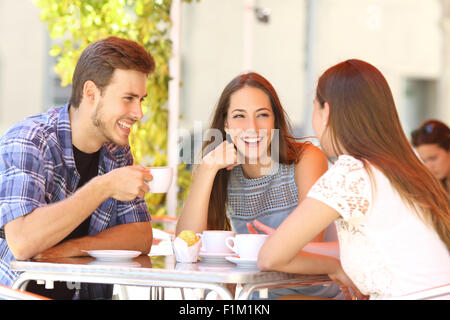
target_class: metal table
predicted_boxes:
[10,255,332,300]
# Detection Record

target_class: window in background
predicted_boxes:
[403,78,438,135]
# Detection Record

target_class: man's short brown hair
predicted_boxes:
[69,36,155,108]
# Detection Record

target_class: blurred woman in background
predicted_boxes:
[411,120,450,195]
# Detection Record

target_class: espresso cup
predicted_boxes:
[225,234,268,260]
[146,167,173,193]
[201,230,235,254]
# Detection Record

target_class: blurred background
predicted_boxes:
[1,0,449,140]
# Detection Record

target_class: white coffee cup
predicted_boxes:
[225,234,268,260]
[146,167,173,193]
[201,230,235,254]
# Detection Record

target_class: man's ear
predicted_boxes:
[82,80,100,104]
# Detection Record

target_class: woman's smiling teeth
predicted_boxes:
[242,136,263,144]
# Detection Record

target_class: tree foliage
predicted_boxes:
[32,0,193,217]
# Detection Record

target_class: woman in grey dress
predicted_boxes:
[176,72,342,299]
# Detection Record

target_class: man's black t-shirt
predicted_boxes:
[61,145,100,242]
[26,145,100,299]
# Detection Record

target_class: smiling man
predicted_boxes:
[0,37,155,299]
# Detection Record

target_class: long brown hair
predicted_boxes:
[204,72,306,230]
[316,59,450,249]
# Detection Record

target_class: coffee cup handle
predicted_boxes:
[225,237,238,254]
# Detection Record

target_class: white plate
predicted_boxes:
[199,250,235,262]
[225,256,258,268]
[83,250,141,261]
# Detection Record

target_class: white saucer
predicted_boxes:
[83,250,141,261]
[225,256,258,268]
[199,250,235,262]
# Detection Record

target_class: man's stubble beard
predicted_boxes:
[91,101,129,147]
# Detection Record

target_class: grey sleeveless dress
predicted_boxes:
[226,163,343,300]
[226,163,298,234]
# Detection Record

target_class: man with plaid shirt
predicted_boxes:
[0,36,155,299]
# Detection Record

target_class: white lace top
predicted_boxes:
[308,155,450,299]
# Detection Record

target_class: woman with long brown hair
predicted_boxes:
[259,59,450,300]
[176,71,342,299]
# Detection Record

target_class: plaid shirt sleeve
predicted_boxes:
[0,128,48,230]
[115,148,151,225]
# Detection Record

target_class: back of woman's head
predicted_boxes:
[316,59,450,249]
[316,59,408,159]
[411,120,450,151]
